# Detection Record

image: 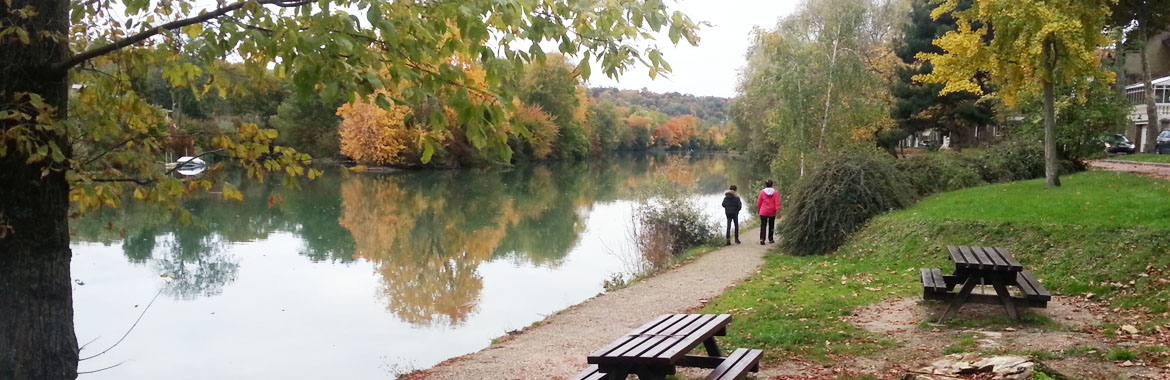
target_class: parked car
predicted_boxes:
[1156,130,1170,154]
[1102,134,1136,154]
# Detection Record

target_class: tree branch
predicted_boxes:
[91,178,153,185]
[53,0,311,72]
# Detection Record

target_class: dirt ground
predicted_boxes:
[749,295,1170,380]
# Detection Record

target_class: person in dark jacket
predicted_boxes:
[721,185,742,245]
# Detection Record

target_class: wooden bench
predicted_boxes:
[577,314,763,380]
[703,348,762,380]
[1015,270,1051,305]
[920,268,950,299]
[569,365,605,380]
[924,245,1050,321]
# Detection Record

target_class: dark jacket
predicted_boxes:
[721,190,742,216]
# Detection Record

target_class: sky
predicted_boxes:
[585,0,801,98]
[109,0,798,99]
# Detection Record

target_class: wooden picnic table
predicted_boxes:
[921,245,1051,322]
[578,313,760,380]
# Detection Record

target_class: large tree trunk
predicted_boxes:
[1141,25,1160,152]
[0,0,79,379]
[1042,39,1061,187]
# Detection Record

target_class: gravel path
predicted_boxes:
[1088,159,1170,179]
[403,228,769,380]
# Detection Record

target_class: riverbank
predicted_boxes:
[402,228,769,379]
[698,170,1170,378]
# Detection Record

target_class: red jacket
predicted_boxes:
[757,187,780,217]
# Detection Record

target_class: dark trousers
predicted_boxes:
[725,213,739,241]
[759,216,775,242]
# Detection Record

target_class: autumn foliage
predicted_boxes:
[510,105,559,160]
[337,100,424,166]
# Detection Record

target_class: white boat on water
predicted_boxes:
[166,156,207,176]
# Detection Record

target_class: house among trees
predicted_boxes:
[1123,30,1170,152]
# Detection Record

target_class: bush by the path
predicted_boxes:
[633,181,720,261]
[778,151,913,256]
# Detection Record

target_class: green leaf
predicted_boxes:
[421,140,435,163]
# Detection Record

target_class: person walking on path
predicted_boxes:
[757,180,780,245]
[721,185,742,245]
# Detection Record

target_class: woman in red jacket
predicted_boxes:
[756,180,780,245]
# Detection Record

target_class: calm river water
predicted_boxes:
[70,154,757,379]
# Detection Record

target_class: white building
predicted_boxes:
[1125,75,1170,152]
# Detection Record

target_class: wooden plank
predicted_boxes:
[637,314,719,361]
[947,245,965,265]
[1016,270,1051,301]
[609,314,707,360]
[993,247,1023,271]
[569,365,606,380]
[920,268,937,291]
[677,354,727,369]
[588,314,673,358]
[603,314,697,359]
[960,246,988,270]
[930,268,946,291]
[951,293,1047,308]
[976,246,1008,271]
[655,313,706,336]
[650,314,732,362]
[703,348,763,380]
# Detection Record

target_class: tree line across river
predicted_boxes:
[133,55,732,168]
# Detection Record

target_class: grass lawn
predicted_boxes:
[1106,154,1170,164]
[700,170,1170,362]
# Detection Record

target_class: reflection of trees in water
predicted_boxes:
[67,155,750,310]
[72,206,241,299]
[339,172,520,327]
[69,170,355,300]
[154,231,239,299]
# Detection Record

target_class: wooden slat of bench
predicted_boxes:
[947,245,965,266]
[588,314,674,358]
[976,246,1008,271]
[992,247,1023,271]
[649,314,732,362]
[920,268,936,290]
[603,314,699,359]
[1015,270,1051,301]
[636,315,719,361]
[920,268,947,292]
[963,246,993,269]
[610,314,708,360]
[703,348,762,380]
[569,365,606,380]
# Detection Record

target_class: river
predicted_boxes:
[69,153,759,379]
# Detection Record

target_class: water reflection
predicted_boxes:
[70,153,759,376]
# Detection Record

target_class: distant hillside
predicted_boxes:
[588,87,730,125]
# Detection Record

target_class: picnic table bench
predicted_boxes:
[920,245,1051,322]
[571,314,763,380]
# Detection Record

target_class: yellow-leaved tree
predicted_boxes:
[916,0,1113,187]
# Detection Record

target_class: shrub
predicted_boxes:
[895,154,985,197]
[982,140,1047,182]
[779,150,914,256]
[633,182,720,259]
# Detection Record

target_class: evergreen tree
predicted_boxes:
[888,0,993,153]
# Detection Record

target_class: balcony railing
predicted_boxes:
[1128,104,1170,123]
